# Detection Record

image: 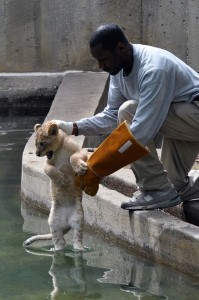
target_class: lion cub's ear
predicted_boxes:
[48,123,59,136]
[34,124,42,132]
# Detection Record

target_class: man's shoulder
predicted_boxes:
[132,43,168,56]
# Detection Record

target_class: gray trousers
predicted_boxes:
[118,100,199,202]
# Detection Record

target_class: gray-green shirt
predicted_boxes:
[76,44,199,145]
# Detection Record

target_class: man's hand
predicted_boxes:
[52,120,73,135]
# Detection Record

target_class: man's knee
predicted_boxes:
[118,100,137,124]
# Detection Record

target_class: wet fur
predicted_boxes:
[23,121,88,251]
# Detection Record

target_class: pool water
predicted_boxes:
[0,113,199,300]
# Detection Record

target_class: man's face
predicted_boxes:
[90,43,124,75]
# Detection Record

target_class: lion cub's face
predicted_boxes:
[34,121,60,160]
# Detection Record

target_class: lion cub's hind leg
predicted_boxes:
[48,203,70,251]
[69,200,84,251]
[73,226,84,251]
[72,218,84,251]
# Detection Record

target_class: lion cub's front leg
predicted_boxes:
[70,150,88,176]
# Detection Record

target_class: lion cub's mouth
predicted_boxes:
[46,151,54,159]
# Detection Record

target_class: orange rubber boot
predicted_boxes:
[75,121,150,196]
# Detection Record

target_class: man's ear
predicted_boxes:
[114,42,126,55]
[48,123,59,136]
[34,124,42,132]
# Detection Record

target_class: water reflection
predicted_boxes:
[120,285,168,299]
[21,202,199,300]
[49,252,87,300]
[24,245,168,300]
[24,249,97,300]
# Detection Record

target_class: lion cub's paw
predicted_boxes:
[72,160,88,175]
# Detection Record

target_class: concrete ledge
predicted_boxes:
[83,186,199,278]
[21,71,199,279]
[0,71,80,105]
[0,72,64,110]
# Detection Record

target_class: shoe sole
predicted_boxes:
[121,195,181,210]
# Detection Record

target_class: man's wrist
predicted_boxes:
[72,123,78,136]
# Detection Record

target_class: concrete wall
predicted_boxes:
[0,0,199,72]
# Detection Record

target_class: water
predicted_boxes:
[0,110,199,300]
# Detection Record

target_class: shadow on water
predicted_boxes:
[0,107,199,300]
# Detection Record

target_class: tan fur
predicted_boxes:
[23,120,88,251]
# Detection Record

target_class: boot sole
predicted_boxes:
[121,195,181,210]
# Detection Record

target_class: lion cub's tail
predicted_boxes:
[23,233,53,246]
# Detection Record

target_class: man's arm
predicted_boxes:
[75,76,127,136]
[55,76,127,136]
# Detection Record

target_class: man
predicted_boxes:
[55,24,199,217]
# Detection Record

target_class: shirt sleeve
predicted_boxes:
[76,76,127,136]
[131,69,175,145]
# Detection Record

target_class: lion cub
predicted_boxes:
[23,120,88,251]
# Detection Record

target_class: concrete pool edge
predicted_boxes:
[20,71,199,279]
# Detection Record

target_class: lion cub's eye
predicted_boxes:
[39,142,47,147]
